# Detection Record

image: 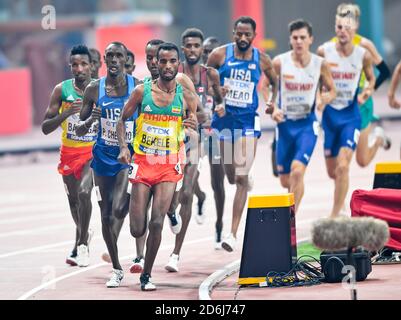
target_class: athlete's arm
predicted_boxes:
[182,85,198,130]
[206,67,225,117]
[41,83,78,135]
[270,57,284,123]
[388,61,401,109]
[76,81,100,137]
[360,38,390,90]
[358,51,376,105]
[206,46,225,69]
[318,60,337,111]
[260,51,278,114]
[316,45,325,58]
[117,84,144,164]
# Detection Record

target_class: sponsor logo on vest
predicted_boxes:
[198,87,204,93]
[248,63,256,70]
[144,105,152,112]
[66,95,75,102]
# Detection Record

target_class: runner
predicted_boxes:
[89,48,102,79]
[41,45,95,267]
[164,28,225,273]
[207,16,278,252]
[76,42,137,287]
[317,11,375,217]
[271,19,336,212]
[388,59,401,158]
[117,42,198,291]
[334,4,391,167]
[193,35,226,232]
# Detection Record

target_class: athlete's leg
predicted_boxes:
[330,147,354,217]
[62,174,80,255]
[76,162,93,245]
[289,160,307,212]
[171,162,199,256]
[142,182,177,276]
[209,153,225,243]
[279,174,290,189]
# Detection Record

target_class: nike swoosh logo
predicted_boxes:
[227,61,242,67]
[102,101,114,107]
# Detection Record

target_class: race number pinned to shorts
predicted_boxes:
[354,129,360,144]
[128,162,139,180]
[197,156,204,173]
[126,181,132,194]
[313,121,320,136]
[175,178,183,192]
[254,116,261,132]
[94,186,102,202]
[175,163,182,175]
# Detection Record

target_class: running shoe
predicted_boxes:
[165,254,179,272]
[374,126,392,150]
[215,230,222,250]
[106,269,124,288]
[195,196,206,225]
[129,257,144,273]
[140,273,156,291]
[77,244,90,267]
[66,252,78,266]
[221,233,236,252]
[167,211,182,234]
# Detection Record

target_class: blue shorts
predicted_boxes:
[91,143,133,177]
[211,112,261,142]
[322,105,361,158]
[276,117,318,174]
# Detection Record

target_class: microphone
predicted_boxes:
[311,217,389,252]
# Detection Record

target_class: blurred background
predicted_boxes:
[0,0,399,139]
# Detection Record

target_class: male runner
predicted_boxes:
[317,11,375,217]
[388,59,401,158]
[271,19,336,212]
[89,48,102,79]
[193,35,225,230]
[41,45,95,267]
[77,42,137,287]
[164,28,225,272]
[207,16,278,252]
[117,42,198,291]
[334,3,391,168]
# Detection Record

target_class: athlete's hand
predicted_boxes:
[318,92,331,111]
[183,116,198,131]
[118,145,131,165]
[214,103,225,117]
[64,99,82,117]
[91,106,102,121]
[265,101,275,115]
[358,89,372,106]
[272,108,284,123]
[389,95,401,109]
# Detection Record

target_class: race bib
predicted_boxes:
[128,162,139,180]
[283,104,311,120]
[331,88,354,110]
[224,78,254,107]
[66,114,97,142]
[101,118,134,145]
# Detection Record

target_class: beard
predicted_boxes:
[236,40,251,52]
[159,68,178,81]
[185,55,201,65]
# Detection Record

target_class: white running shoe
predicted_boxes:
[247,172,254,191]
[106,269,124,288]
[373,126,391,150]
[77,244,90,267]
[214,241,223,250]
[129,257,145,273]
[167,211,182,234]
[221,233,236,252]
[195,197,206,225]
[66,253,78,266]
[101,251,111,263]
[165,254,179,272]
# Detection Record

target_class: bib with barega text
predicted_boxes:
[67,114,97,142]
[224,78,254,107]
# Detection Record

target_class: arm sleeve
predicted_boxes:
[374,60,391,90]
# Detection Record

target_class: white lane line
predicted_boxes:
[0,203,67,216]
[0,213,67,225]
[198,237,310,300]
[17,235,214,300]
[0,225,69,239]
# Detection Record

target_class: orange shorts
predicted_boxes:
[129,153,185,187]
[58,145,93,180]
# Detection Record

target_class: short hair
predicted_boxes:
[204,37,220,46]
[234,16,256,32]
[105,41,128,55]
[127,50,135,61]
[70,45,92,62]
[336,3,360,24]
[146,39,165,47]
[288,19,313,36]
[89,48,100,59]
[181,28,204,44]
[156,42,180,60]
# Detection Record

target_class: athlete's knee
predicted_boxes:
[235,174,248,187]
[355,153,369,168]
[78,187,91,203]
[336,161,350,177]
[130,222,145,238]
[113,203,128,220]
[180,188,193,205]
[290,167,304,184]
[148,216,164,234]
